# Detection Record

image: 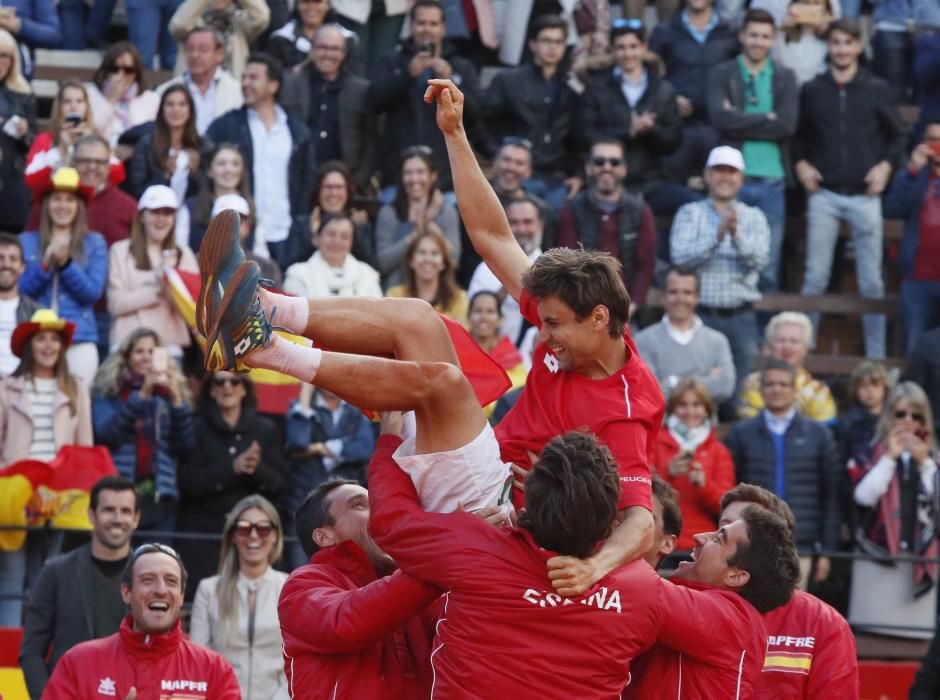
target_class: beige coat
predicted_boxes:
[107,240,199,351]
[169,0,270,79]
[0,375,93,466]
[190,567,290,700]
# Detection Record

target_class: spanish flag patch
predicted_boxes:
[763,652,813,675]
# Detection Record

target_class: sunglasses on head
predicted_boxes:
[212,376,244,387]
[895,409,926,424]
[612,18,644,29]
[591,156,623,167]
[501,136,533,150]
[234,521,274,538]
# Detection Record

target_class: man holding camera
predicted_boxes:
[369,0,488,192]
[883,119,940,355]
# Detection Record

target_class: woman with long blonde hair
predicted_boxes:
[849,381,939,639]
[19,167,107,386]
[0,29,36,231]
[190,495,289,700]
[385,225,468,324]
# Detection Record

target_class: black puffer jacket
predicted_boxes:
[724,413,842,552]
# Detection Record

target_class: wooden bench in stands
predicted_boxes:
[754,292,900,316]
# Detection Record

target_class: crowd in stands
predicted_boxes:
[3,0,940,696]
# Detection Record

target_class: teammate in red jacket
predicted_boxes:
[278,479,440,699]
[626,480,800,699]
[368,423,789,699]
[43,544,240,700]
[719,484,860,699]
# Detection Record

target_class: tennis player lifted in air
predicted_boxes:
[195,79,664,594]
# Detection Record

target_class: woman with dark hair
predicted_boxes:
[126,84,203,202]
[849,381,939,639]
[177,371,286,598]
[308,159,374,265]
[86,42,160,146]
[190,495,289,700]
[108,185,198,354]
[266,0,357,69]
[0,309,92,626]
[284,212,381,298]
[186,143,254,252]
[91,327,195,533]
[0,29,36,232]
[374,146,460,287]
[651,377,735,552]
[24,80,126,191]
[466,290,528,417]
[386,225,468,324]
[19,167,107,386]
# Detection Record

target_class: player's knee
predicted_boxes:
[419,362,470,402]
[398,298,448,338]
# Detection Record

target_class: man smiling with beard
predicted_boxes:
[0,233,38,377]
[43,541,240,700]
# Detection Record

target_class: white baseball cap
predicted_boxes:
[705,146,745,171]
[211,193,251,218]
[138,185,179,211]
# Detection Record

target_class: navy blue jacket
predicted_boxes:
[92,391,196,500]
[5,0,60,77]
[724,412,841,552]
[883,165,934,280]
[648,14,739,122]
[205,106,315,270]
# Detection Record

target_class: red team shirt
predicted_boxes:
[495,290,664,511]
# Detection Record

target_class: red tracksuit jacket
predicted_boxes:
[278,540,440,700]
[42,616,240,700]
[368,434,672,700]
[624,578,768,699]
[757,590,859,699]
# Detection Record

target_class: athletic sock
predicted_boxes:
[260,288,309,336]
[247,334,322,382]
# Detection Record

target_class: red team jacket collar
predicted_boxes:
[667,576,726,593]
[310,540,383,587]
[117,616,184,658]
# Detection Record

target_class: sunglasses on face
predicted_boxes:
[591,156,623,168]
[212,376,244,387]
[895,409,926,424]
[111,65,136,75]
[234,521,274,538]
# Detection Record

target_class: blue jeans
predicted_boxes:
[801,189,886,358]
[0,530,64,627]
[126,0,184,70]
[699,309,759,394]
[902,279,940,355]
[873,29,912,103]
[739,178,786,292]
[58,0,117,48]
[840,0,862,16]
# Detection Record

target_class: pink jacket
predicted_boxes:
[107,239,198,350]
[0,375,93,466]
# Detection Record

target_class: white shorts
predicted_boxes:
[393,422,512,515]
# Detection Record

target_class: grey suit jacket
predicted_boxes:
[18,543,119,699]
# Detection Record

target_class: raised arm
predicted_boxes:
[427,79,530,303]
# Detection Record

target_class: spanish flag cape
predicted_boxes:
[0,446,117,551]
[164,267,512,414]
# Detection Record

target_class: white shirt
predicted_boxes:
[467,248,542,347]
[186,70,221,136]
[248,105,293,244]
[662,314,703,347]
[614,67,648,108]
[763,407,797,436]
[26,377,58,461]
[0,298,19,376]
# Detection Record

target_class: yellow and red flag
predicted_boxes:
[0,446,117,551]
